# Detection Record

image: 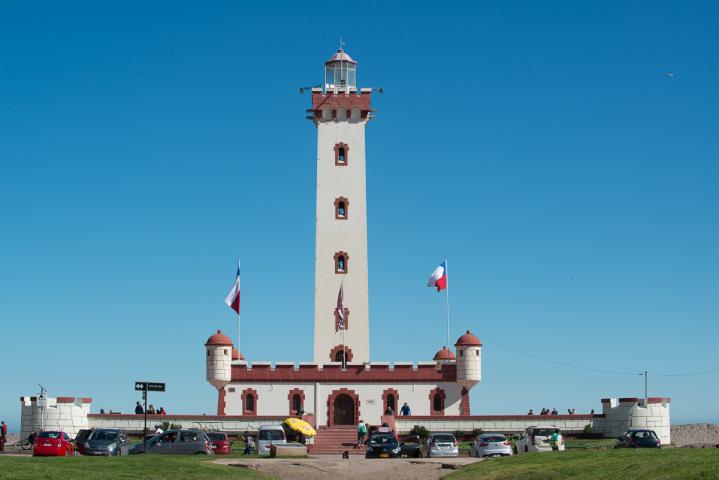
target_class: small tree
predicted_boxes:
[453,430,465,441]
[583,424,592,434]
[409,425,429,439]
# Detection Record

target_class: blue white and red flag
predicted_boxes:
[335,283,345,331]
[426,260,448,292]
[225,261,241,314]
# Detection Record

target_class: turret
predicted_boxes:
[433,346,456,365]
[205,330,233,390]
[455,330,482,390]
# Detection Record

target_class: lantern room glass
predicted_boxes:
[325,62,356,89]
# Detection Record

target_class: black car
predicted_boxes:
[399,435,422,458]
[365,432,402,459]
[74,429,94,455]
[615,429,661,449]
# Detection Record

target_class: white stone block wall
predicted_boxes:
[594,398,671,445]
[20,396,91,440]
[456,345,481,390]
[206,346,232,390]
[88,415,283,434]
[394,417,592,435]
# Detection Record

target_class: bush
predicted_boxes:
[471,428,484,437]
[583,424,592,434]
[453,430,466,441]
[409,425,429,439]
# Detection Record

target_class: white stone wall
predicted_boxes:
[394,417,592,435]
[593,398,671,445]
[224,381,463,425]
[20,397,91,440]
[456,345,481,390]
[206,345,232,390]
[89,415,283,434]
[314,115,370,363]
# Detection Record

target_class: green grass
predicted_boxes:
[0,455,273,480]
[446,448,719,480]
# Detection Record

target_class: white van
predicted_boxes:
[257,425,286,456]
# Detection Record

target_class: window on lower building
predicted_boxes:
[292,394,302,414]
[242,388,258,415]
[334,350,348,367]
[433,393,442,412]
[387,394,396,411]
[429,388,445,415]
[246,395,254,412]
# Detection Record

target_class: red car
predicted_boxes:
[33,431,75,456]
[207,432,231,455]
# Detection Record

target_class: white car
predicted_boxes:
[470,433,513,458]
[515,426,564,454]
[422,432,459,458]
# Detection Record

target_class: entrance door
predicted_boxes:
[333,394,355,425]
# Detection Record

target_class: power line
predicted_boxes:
[483,337,719,378]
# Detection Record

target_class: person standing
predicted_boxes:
[357,420,367,446]
[400,403,411,416]
[135,401,144,414]
[0,420,7,451]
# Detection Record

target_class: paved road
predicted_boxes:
[215,455,481,480]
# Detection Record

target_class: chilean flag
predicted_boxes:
[426,260,447,292]
[224,261,241,314]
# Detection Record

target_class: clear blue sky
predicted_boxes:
[1,1,717,431]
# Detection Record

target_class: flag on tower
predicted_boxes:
[426,260,448,292]
[225,261,241,314]
[335,283,345,331]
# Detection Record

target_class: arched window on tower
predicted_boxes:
[334,197,349,220]
[242,388,258,415]
[334,143,349,166]
[334,252,349,274]
[334,350,348,368]
[433,394,442,412]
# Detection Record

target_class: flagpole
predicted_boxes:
[445,258,450,348]
[242,260,245,354]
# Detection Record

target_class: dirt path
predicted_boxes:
[215,455,481,480]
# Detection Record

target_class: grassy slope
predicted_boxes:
[446,449,719,480]
[0,455,273,480]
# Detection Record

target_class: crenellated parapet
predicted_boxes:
[228,361,457,383]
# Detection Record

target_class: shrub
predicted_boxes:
[583,424,592,434]
[453,430,466,441]
[471,428,484,437]
[409,425,429,439]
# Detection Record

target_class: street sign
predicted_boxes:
[147,382,165,392]
[134,381,147,391]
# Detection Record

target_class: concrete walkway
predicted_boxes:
[215,455,481,480]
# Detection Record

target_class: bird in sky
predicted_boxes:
[665,72,675,78]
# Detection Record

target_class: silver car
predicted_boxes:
[129,429,213,455]
[422,432,459,458]
[470,433,513,458]
[83,428,132,456]
[257,425,286,456]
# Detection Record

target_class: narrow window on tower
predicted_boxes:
[334,197,349,220]
[334,252,349,274]
[334,143,349,166]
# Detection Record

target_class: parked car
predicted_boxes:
[399,435,422,458]
[515,426,564,454]
[82,428,132,456]
[365,432,402,458]
[615,429,661,449]
[422,432,459,458]
[33,431,75,457]
[470,433,513,458]
[207,431,232,455]
[257,425,286,456]
[129,430,213,455]
[74,428,94,455]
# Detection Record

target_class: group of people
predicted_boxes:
[527,408,583,415]
[383,402,412,417]
[134,401,167,415]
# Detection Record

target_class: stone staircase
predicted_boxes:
[311,426,366,455]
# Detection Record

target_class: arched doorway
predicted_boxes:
[333,394,355,425]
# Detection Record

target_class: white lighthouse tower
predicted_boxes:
[310,48,373,364]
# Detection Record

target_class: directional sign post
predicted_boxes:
[135,381,165,453]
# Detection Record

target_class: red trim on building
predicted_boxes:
[329,345,354,363]
[56,397,76,403]
[80,397,93,404]
[241,388,258,415]
[382,388,399,414]
[618,397,640,403]
[217,388,226,415]
[459,387,470,416]
[647,397,671,404]
[287,388,306,416]
[311,92,372,119]
[230,362,457,383]
[88,414,289,421]
[326,388,360,427]
[398,414,595,421]
[428,388,446,416]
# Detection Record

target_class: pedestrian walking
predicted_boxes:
[0,420,6,451]
[135,401,144,414]
[357,420,367,446]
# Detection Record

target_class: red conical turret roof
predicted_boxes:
[205,330,233,346]
[455,330,482,347]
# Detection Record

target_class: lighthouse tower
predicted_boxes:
[310,48,373,364]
